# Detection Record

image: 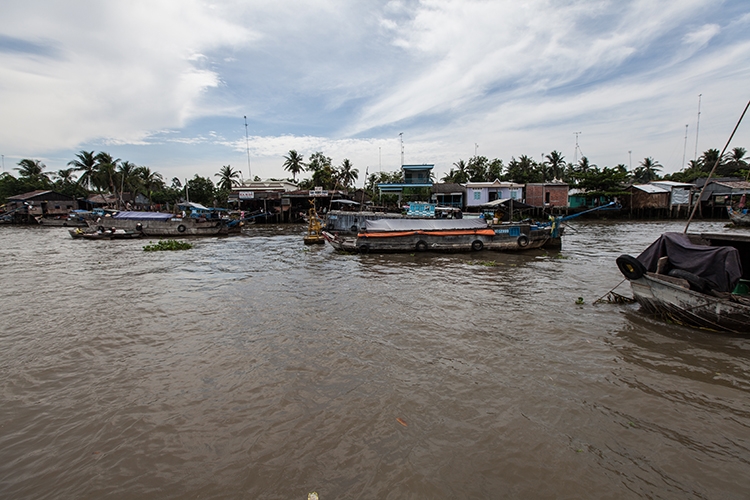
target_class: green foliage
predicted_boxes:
[186,175,215,206]
[143,239,192,252]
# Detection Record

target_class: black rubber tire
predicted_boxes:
[97,225,104,232]
[358,244,370,254]
[471,240,484,251]
[63,222,68,227]
[415,240,428,252]
[668,268,711,293]
[616,254,647,280]
[517,235,529,247]
[136,223,143,232]
[350,225,359,232]
[177,224,186,233]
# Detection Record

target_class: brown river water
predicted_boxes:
[1,220,749,499]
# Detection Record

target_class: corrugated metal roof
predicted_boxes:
[632,184,669,194]
[713,181,750,190]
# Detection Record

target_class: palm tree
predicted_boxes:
[719,147,748,176]
[93,152,120,198]
[338,159,359,189]
[632,157,662,183]
[54,168,76,185]
[215,165,241,191]
[452,159,470,183]
[545,150,566,180]
[137,166,163,205]
[283,150,305,181]
[16,159,50,185]
[68,150,97,190]
[699,149,723,174]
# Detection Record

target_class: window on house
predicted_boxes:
[474,191,481,200]
[545,192,550,203]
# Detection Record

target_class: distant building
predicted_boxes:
[465,180,523,208]
[6,190,76,218]
[525,182,569,208]
[621,184,670,211]
[431,183,465,208]
[378,164,434,203]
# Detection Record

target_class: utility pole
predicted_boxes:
[682,124,689,169]
[628,150,632,170]
[399,133,404,167]
[474,143,478,157]
[694,94,702,162]
[244,115,251,180]
[574,132,582,163]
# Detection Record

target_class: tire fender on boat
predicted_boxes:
[415,240,428,252]
[517,234,529,247]
[97,225,104,232]
[350,225,359,232]
[358,243,370,254]
[136,223,143,232]
[616,254,646,280]
[177,224,186,233]
[471,240,484,251]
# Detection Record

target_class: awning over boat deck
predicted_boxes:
[365,218,489,232]
[112,211,174,220]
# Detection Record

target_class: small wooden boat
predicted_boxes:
[70,227,142,240]
[728,206,750,227]
[616,232,750,334]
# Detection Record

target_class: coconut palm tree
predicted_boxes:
[93,152,120,197]
[337,158,359,189]
[633,157,662,183]
[545,150,566,180]
[719,147,748,176]
[283,150,305,181]
[452,159,470,184]
[16,159,50,185]
[54,168,76,185]
[68,150,97,190]
[215,165,241,191]
[137,166,163,205]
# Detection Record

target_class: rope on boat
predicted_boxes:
[593,278,636,305]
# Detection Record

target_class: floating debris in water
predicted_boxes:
[143,239,193,252]
[308,493,319,500]
[396,417,408,427]
[593,292,636,304]
[575,297,584,305]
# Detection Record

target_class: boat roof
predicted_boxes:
[365,218,489,232]
[113,211,173,220]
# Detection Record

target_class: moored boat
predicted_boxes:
[616,232,750,334]
[728,206,750,227]
[323,218,553,253]
[86,211,228,236]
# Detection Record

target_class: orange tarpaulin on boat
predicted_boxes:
[359,229,496,238]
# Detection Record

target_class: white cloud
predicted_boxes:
[0,0,254,153]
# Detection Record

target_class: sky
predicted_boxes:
[1,0,749,186]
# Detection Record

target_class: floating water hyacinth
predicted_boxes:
[143,239,193,252]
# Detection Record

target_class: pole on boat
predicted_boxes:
[684,99,750,233]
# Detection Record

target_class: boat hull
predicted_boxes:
[87,217,227,236]
[630,272,750,334]
[322,226,551,253]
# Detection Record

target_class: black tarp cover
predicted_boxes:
[637,232,743,292]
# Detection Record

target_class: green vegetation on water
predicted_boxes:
[143,239,192,252]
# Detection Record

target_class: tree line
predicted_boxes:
[2,146,747,208]
[0,151,249,207]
